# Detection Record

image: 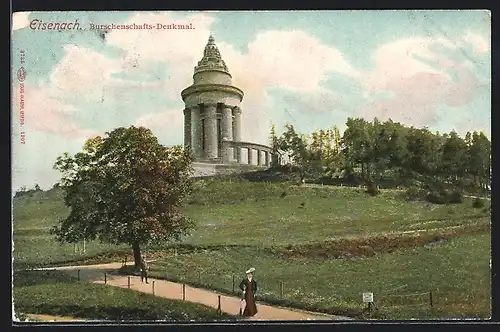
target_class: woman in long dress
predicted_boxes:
[239,268,258,317]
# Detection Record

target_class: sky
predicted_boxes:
[11,10,491,190]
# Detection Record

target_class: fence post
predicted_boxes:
[77,269,80,281]
[128,276,131,289]
[429,290,433,308]
[104,272,107,284]
[232,275,235,294]
[182,284,186,300]
[216,295,222,315]
[152,281,155,295]
[280,281,284,300]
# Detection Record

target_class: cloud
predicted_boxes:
[37,13,491,143]
[105,13,358,144]
[49,45,166,102]
[462,30,490,55]
[12,83,100,139]
[455,117,491,138]
[12,12,30,31]
[223,30,360,93]
[358,35,488,128]
[105,12,216,100]
[135,110,183,132]
[21,43,172,139]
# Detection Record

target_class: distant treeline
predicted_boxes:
[269,117,491,195]
[14,184,43,198]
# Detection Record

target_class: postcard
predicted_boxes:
[11,10,491,322]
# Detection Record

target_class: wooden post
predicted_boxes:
[232,275,235,294]
[152,281,155,295]
[83,239,86,254]
[128,276,131,289]
[216,295,222,315]
[104,272,107,284]
[430,290,433,308]
[77,269,80,281]
[280,281,284,300]
[198,271,201,284]
[182,284,186,300]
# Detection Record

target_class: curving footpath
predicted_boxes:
[37,262,353,321]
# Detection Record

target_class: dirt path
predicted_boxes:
[41,263,352,321]
[24,314,86,322]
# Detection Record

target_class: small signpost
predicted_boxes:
[363,292,374,310]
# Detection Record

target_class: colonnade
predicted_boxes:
[184,103,241,162]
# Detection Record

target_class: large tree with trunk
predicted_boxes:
[51,126,195,269]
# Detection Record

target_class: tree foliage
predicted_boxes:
[275,124,322,182]
[272,118,491,196]
[51,126,195,268]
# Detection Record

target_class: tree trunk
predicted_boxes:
[132,242,142,270]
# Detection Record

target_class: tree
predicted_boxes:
[269,123,280,167]
[467,131,491,193]
[342,117,375,183]
[52,126,195,269]
[440,130,468,187]
[34,183,41,191]
[404,127,442,184]
[277,124,321,183]
[308,126,344,178]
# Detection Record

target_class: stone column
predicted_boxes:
[264,151,269,166]
[221,105,233,163]
[204,104,218,160]
[183,108,191,150]
[257,150,262,165]
[233,107,242,163]
[190,105,202,159]
[247,147,253,165]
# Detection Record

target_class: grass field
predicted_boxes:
[12,177,491,319]
[146,231,490,319]
[181,179,489,246]
[13,269,235,321]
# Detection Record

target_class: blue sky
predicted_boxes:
[11,10,490,190]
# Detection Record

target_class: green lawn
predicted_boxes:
[13,189,129,269]
[147,232,491,320]
[12,178,491,319]
[180,179,487,245]
[14,181,488,267]
[13,270,235,321]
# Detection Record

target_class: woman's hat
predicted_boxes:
[245,267,255,274]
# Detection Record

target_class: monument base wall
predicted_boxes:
[192,162,267,178]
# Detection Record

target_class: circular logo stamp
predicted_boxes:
[17,67,26,82]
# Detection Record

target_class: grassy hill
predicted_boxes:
[12,176,491,319]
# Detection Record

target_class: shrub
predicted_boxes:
[402,187,422,201]
[425,191,448,204]
[366,181,379,197]
[449,191,464,204]
[472,197,485,209]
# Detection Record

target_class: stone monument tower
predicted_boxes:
[181,35,244,164]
